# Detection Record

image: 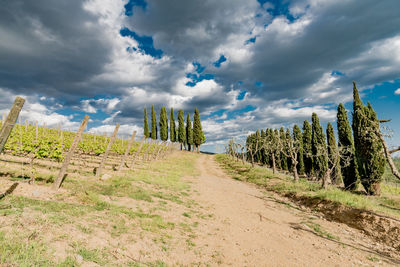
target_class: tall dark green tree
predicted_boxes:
[303,120,313,176]
[311,113,328,180]
[193,108,203,152]
[186,113,193,151]
[144,108,150,138]
[352,82,385,195]
[337,103,358,190]
[151,105,157,140]
[178,110,185,150]
[286,128,293,171]
[274,129,281,170]
[326,123,342,184]
[159,107,168,141]
[279,127,288,171]
[260,129,267,164]
[293,125,305,175]
[170,108,176,142]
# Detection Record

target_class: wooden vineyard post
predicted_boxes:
[131,136,145,169]
[52,115,90,189]
[35,121,38,142]
[96,123,120,177]
[143,139,152,162]
[117,130,136,172]
[0,97,25,153]
[155,142,165,160]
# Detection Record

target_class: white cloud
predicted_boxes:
[88,124,143,139]
[395,88,400,95]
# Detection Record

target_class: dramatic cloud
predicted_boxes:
[1,0,400,151]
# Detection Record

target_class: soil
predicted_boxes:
[188,154,400,266]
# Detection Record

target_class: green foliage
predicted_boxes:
[178,110,185,146]
[274,129,281,169]
[144,107,150,138]
[279,127,288,171]
[285,128,292,171]
[186,113,193,151]
[293,125,305,175]
[302,120,313,176]
[337,103,358,190]
[352,82,385,195]
[311,113,328,179]
[151,105,157,140]
[193,108,203,148]
[326,123,342,184]
[170,108,176,142]
[159,107,168,141]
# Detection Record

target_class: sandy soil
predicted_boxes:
[189,154,399,266]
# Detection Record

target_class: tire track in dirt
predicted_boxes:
[189,154,399,266]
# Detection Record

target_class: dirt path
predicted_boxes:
[189,154,399,266]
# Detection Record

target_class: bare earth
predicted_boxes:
[189,154,399,267]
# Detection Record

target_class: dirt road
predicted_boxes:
[190,154,399,266]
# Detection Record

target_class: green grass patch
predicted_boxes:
[216,154,400,219]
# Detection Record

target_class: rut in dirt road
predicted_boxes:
[190,154,399,266]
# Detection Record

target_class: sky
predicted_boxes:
[0,0,400,153]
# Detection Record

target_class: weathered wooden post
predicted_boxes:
[53,115,90,189]
[155,142,166,160]
[118,130,136,172]
[35,121,38,142]
[0,97,25,153]
[96,123,120,177]
[130,136,145,169]
[144,139,153,162]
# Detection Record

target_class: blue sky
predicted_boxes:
[0,0,399,153]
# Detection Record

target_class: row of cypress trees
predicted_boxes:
[143,106,205,152]
[245,82,386,195]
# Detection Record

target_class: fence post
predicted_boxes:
[0,97,25,153]
[53,115,90,189]
[131,136,145,169]
[143,139,153,162]
[96,123,120,177]
[118,130,136,172]
[35,121,38,142]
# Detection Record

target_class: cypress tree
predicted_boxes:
[144,107,150,138]
[326,123,342,184]
[151,105,157,140]
[260,129,266,164]
[293,125,305,175]
[286,128,292,171]
[352,82,385,195]
[193,108,203,152]
[170,108,176,142]
[178,110,185,150]
[264,129,271,166]
[279,127,288,171]
[303,120,313,177]
[311,113,328,180]
[337,103,358,190]
[159,107,168,141]
[274,129,281,170]
[186,113,193,151]
[254,130,261,162]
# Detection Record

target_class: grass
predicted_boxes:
[216,154,400,219]
[0,152,202,266]
[301,220,340,241]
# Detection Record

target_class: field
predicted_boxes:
[1,123,400,266]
